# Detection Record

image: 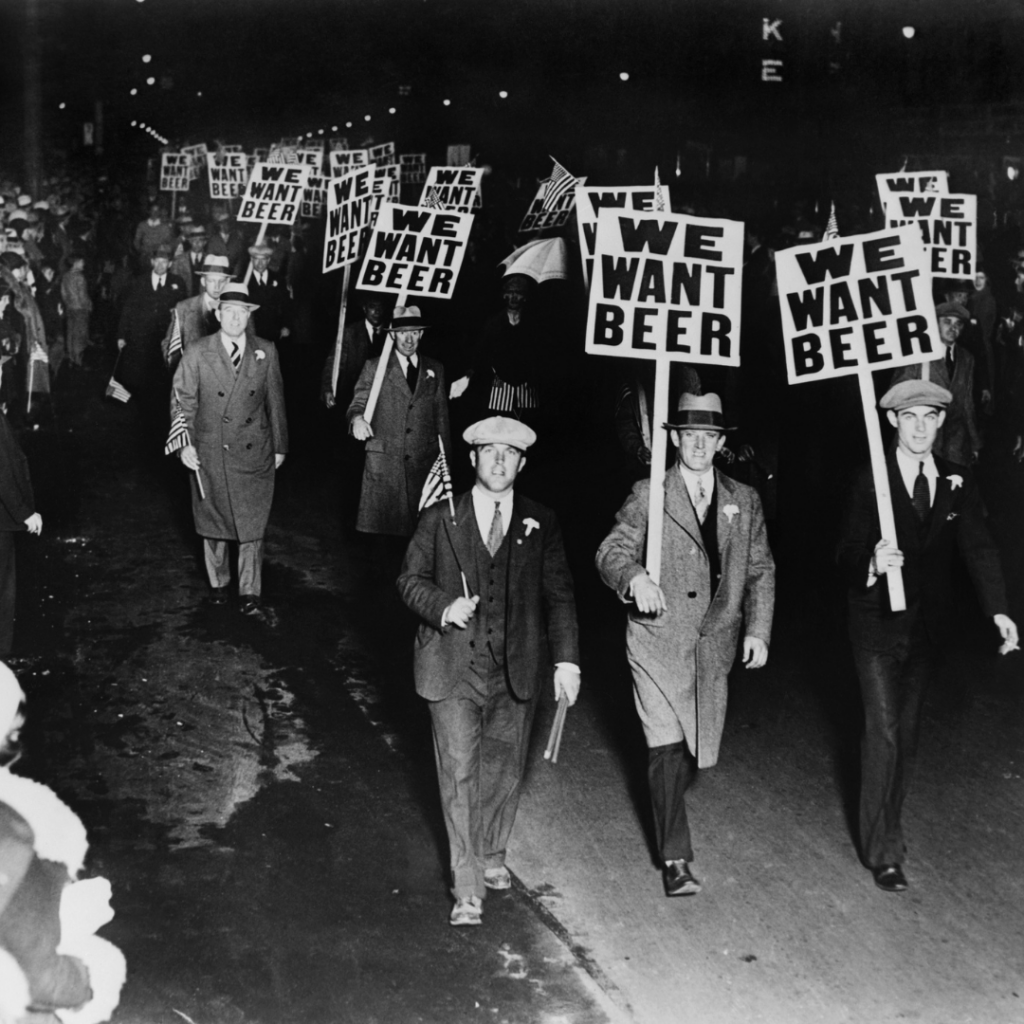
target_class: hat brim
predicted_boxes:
[663,419,734,432]
[388,320,429,332]
[219,300,260,311]
[196,268,234,278]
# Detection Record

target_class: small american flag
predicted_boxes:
[418,440,454,513]
[541,157,579,213]
[105,377,131,403]
[165,405,190,455]
[822,202,839,242]
[167,309,183,358]
[421,186,444,210]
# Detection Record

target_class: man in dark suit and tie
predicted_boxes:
[398,416,580,926]
[320,292,392,412]
[837,379,1017,893]
[247,242,290,344]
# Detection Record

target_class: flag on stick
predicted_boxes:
[822,202,839,242]
[420,186,444,210]
[167,309,183,359]
[418,435,455,519]
[166,392,205,498]
[105,377,131,403]
[541,157,579,213]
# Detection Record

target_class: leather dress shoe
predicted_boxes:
[449,895,483,926]
[484,866,511,890]
[663,859,701,896]
[208,586,229,606]
[239,596,262,616]
[872,864,908,892]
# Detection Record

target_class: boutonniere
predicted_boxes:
[723,504,740,522]
[947,511,959,521]
[426,368,435,379]
[171,283,179,290]
[255,350,266,361]
[947,474,963,490]
[523,517,540,537]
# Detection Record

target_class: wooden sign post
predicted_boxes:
[776,225,944,611]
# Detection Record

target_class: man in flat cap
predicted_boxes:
[347,306,450,541]
[171,283,288,619]
[398,416,580,927]
[890,300,982,465]
[837,379,1017,892]
[596,393,775,897]
[161,254,233,372]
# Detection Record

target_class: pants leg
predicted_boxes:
[237,540,264,597]
[203,539,231,589]
[429,691,486,900]
[854,632,934,867]
[648,741,697,863]
[0,532,15,657]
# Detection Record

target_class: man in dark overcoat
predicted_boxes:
[171,284,288,617]
[347,305,450,538]
[160,254,233,371]
[320,292,393,412]
[247,242,291,343]
[837,379,1017,892]
[398,416,580,927]
[596,393,775,897]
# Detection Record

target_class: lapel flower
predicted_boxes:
[947,474,963,490]
[523,517,540,537]
[947,512,959,521]
[255,349,266,361]
[426,368,435,379]
[723,503,740,523]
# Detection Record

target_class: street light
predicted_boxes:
[619,72,630,81]
[902,26,915,39]
[146,77,155,86]
[130,88,138,96]
[443,98,451,106]
[364,114,371,121]
[389,107,396,114]
[58,102,65,109]
[142,54,151,63]
[499,90,508,99]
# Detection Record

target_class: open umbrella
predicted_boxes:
[499,236,568,284]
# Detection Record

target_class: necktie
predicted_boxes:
[406,358,418,394]
[486,502,503,557]
[945,346,955,377]
[912,461,930,521]
[694,479,709,524]
[372,328,384,349]
[230,341,241,370]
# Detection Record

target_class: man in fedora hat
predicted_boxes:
[319,291,393,411]
[160,254,234,371]
[171,283,288,618]
[347,305,450,539]
[837,379,1016,892]
[597,392,775,897]
[398,415,580,926]
[247,241,290,343]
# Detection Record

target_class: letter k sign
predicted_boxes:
[763,17,783,42]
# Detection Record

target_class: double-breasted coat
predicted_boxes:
[596,469,775,768]
[171,333,288,542]
[397,490,579,701]
[346,351,450,536]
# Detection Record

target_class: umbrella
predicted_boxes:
[499,237,568,284]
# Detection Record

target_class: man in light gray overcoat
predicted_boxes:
[596,393,774,897]
[172,283,288,618]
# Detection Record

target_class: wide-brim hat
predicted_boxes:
[935,300,969,322]
[879,379,952,412]
[153,243,174,259]
[248,241,274,258]
[196,254,233,278]
[217,283,260,311]
[664,392,734,431]
[388,305,428,332]
[463,415,537,450]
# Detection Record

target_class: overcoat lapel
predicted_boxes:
[715,470,737,562]
[387,353,411,396]
[442,492,478,593]
[202,336,235,391]
[663,469,705,555]
[508,496,530,582]
[924,461,956,548]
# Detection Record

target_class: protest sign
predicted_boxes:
[268,145,299,163]
[301,174,327,219]
[576,185,672,287]
[298,148,323,171]
[400,153,428,185]
[418,166,484,213]
[160,153,191,192]
[447,144,471,166]
[323,166,384,272]
[182,143,207,181]
[584,208,744,367]
[883,193,977,279]
[206,152,249,200]
[776,225,940,610]
[519,176,587,234]
[252,147,269,163]
[329,137,349,152]
[329,149,369,177]
[237,162,313,225]
[875,170,949,211]
[221,144,244,153]
[378,164,401,201]
[369,141,396,166]
[585,207,744,583]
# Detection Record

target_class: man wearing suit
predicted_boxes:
[0,411,41,657]
[320,292,392,411]
[247,242,290,343]
[172,284,288,619]
[891,301,982,465]
[837,379,1017,892]
[596,393,775,897]
[116,243,186,430]
[347,306,450,538]
[160,255,233,371]
[397,416,580,926]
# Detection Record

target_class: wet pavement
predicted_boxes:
[7,361,1024,1024]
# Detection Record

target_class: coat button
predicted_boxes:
[223,416,229,423]
[246,417,252,424]
[223,444,229,450]
[218,391,225,397]
[404,454,410,460]
[688,591,697,598]
[408,403,414,410]
[246,443,252,449]
[406,427,412,433]
[469,641,475,648]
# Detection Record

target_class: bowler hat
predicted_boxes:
[664,392,733,431]
[879,379,952,411]
[217,283,260,311]
[388,305,428,332]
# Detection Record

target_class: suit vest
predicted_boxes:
[472,521,510,666]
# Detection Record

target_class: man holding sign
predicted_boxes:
[596,393,775,897]
[837,379,1017,892]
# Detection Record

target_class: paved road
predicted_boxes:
[8,364,1024,1024]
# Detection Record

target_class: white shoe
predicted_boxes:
[483,866,512,890]
[449,895,483,926]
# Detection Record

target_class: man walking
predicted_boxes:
[398,416,580,926]
[596,393,775,897]
[161,254,233,371]
[837,379,1017,892]
[171,284,287,619]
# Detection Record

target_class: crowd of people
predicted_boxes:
[0,149,1021,965]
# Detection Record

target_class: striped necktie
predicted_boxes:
[230,341,241,370]
[486,502,503,557]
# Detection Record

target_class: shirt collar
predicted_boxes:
[895,446,938,495]
[472,486,514,542]
[678,465,715,502]
[396,351,418,371]
[221,332,245,354]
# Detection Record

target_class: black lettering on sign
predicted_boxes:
[829,326,857,368]
[890,269,919,310]
[862,321,888,363]
[786,288,825,331]
[637,260,666,303]
[794,245,854,284]
[700,313,731,357]
[792,333,825,376]
[593,304,625,346]
[670,263,702,306]
[601,255,640,300]
[618,217,679,254]
[632,308,658,350]
[896,195,936,217]
[591,192,627,211]
[665,310,692,352]
[706,265,735,308]
[897,315,934,358]
[857,276,892,318]
[373,232,401,259]
[683,224,724,262]
[830,281,859,324]
[863,236,905,274]
[393,209,431,233]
